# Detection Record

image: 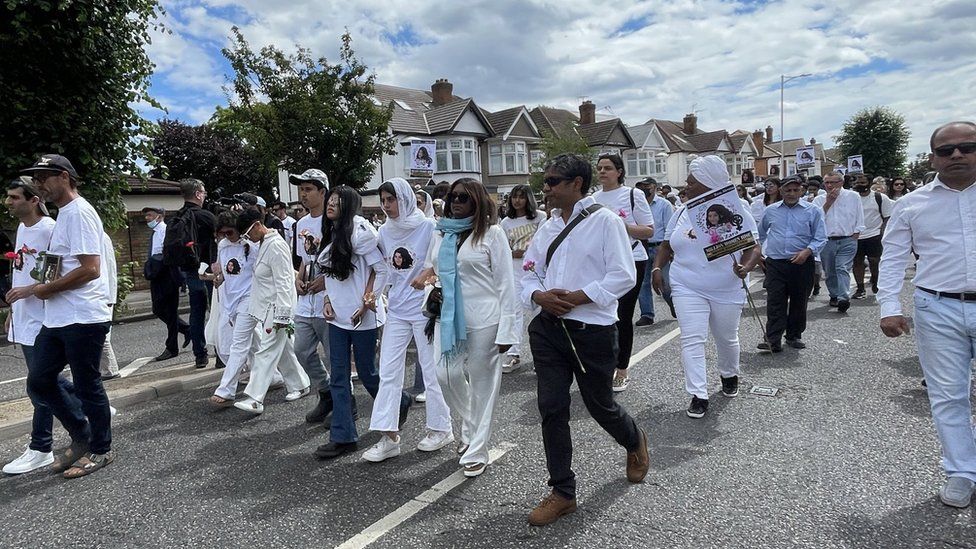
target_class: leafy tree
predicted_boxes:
[528,123,595,192]
[0,1,163,230]
[150,119,273,199]
[906,152,932,183]
[221,28,395,189]
[834,107,910,178]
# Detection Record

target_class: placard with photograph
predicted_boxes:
[684,185,757,261]
[795,145,816,168]
[38,253,62,284]
[409,139,436,178]
[847,155,864,174]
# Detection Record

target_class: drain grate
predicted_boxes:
[749,385,779,397]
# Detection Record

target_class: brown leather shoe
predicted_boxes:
[528,491,577,526]
[626,428,649,483]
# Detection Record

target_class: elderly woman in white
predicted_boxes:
[652,156,762,419]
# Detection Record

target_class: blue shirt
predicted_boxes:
[648,195,674,244]
[758,200,827,260]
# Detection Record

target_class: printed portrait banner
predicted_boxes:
[684,184,757,261]
[847,155,864,174]
[409,139,436,178]
[833,165,848,174]
[795,145,816,168]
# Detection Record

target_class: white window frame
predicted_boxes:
[489,141,528,175]
[435,137,480,173]
[626,150,668,177]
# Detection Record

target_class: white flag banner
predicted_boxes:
[684,184,757,261]
[847,155,864,174]
[409,139,436,178]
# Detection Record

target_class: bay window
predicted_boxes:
[489,142,528,175]
[435,137,479,173]
[625,150,668,177]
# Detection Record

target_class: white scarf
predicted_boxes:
[381,178,428,241]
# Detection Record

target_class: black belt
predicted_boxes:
[919,286,976,302]
[540,311,590,330]
[828,235,853,241]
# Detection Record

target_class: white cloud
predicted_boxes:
[146,0,976,157]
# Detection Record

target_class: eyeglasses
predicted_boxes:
[933,142,976,157]
[543,176,572,187]
[217,229,236,238]
[450,192,471,204]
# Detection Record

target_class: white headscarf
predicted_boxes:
[689,155,731,190]
[381,177,428,240]
[417,190,435,218]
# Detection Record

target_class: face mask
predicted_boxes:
[241,221,260,242]
[854,185,869,192]
[147,219,160,229]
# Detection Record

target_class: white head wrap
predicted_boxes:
[417,190,435,218]
[381,177,429,240]
[689,155,731,190]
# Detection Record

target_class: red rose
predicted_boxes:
[4,252,17,260]
[186,241,195,247]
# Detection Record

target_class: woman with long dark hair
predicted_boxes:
[499,184,546,374]
[592,153,654,392]
[313,185,389,459]
[416,178,517,477]
[887,177,911,200]
[750,177,780,227]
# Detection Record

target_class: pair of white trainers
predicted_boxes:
[362,430,455,462]
[3,406,118,475]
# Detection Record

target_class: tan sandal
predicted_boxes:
[51,443,89,474]
[209,395,234,407]
[63,452,114,479]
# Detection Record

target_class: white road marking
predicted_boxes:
[0,375,26,386]
[119,357,154,378]
[335,442,517,549]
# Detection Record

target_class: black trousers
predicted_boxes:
[150,270,189,353]
[764,258,815,342]
[530,313,641,499]
[616,260,646,371]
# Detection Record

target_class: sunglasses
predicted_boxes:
[543,176,572,187]
[450,192,471,204]
[933,142,976,157]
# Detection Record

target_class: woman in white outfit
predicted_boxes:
[419,178,518,477]
[363,178,453,463]
[652,156,761,419]
[499,185,546,374]
[233,208,311,414]
[750,177,780,228]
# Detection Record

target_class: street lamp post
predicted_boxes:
[780,73,812,177]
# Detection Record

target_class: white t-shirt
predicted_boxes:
[859,191,894,239]
[592,186,654,261]
[44,197,112,327]
[665,205,759,305]
[294,214,325,318]
[9,217,56,345]
[500,212,547,283]
[378,218,435,322]
[321,216,386,331]
[218,238,259,317]
[149,221,166,255]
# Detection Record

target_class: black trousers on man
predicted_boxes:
[764,258,816,343]
[530,312,641,500]
[150,268,189,354]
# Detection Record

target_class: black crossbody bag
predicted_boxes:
[545,204,603,267]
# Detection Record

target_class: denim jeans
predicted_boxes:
[328,325,379,444]
[638,244,672,319]
[185,272,210,359]
[27,323,111,454]
[294,316,332,393]
[913,290,976,482]
[23,345,83,453]
[821,237,857,301]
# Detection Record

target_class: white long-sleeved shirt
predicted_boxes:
[150,221,166,256]
[427,224,518,345]
[247,231,297,330]
[520,196,636,326]
[877,176,976,318]
[813,189,865,237]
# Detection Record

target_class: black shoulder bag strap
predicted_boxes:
[545,204,603,267]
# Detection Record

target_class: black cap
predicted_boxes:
[141,206,165,215]
[20,154,80,179]
[637,177,658,186]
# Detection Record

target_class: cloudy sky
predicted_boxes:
[145,0,976,157]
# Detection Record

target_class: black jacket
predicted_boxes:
[178,202,217,269]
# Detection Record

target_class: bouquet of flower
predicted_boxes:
[4,245,45,282]
[523,260,586,373]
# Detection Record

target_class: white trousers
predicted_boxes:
[370,315,451,433]
[214,311,282,400]
[242,320,309,403]
[436,323,503,466]
[673,294,742,399]
[216,310,234,365]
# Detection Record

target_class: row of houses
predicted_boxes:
[276,78,840,202]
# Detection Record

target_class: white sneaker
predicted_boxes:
[285,387,311,401]
[502,357,521,374]
[110,406,118,417]
[417,430,455,452]
[415,392,427,403]
[612,375,629,393]
[3,448,54,475]
[233,397,264,414]
[363,435,400,462]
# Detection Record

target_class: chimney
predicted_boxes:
[765,125,774,144]
[430,78,453,107]
[752,130,764,153]
[683,113,697,135]
[809,137,817,145]
[579,100,596,125]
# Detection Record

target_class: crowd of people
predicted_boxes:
[2,120,974,524]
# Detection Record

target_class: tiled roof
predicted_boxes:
[373,83,487,136]
[530,106,579,138]
[425,99,475,134]
[577,118,634,148]
[651,120,698,152]
[627,122,655,147]
[124,176,181,194]
[485,106,523,136]
[728,131,751,153]
[684,130,729,153]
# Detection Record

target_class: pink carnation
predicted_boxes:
[522,260,536,272]
[618,209,628,219]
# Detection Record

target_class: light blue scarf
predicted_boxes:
[436,217,473,358]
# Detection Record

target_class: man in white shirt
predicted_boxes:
[143,206,189,361]
[851,175,894,299]
[813,173,865,312]
[878,121,976,508]
[271,201,297,265]
[21,154,114,478]
[521,153,648,527]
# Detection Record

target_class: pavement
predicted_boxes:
[0,281,974,548]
